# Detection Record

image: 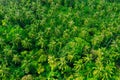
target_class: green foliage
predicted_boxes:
[0,0,120,80]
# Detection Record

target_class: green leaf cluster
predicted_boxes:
[0,0,120,80]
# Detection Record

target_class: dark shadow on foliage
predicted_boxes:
[106,0,120,3]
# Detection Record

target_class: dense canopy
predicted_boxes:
[0,0,120,80]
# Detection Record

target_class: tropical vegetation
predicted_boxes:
[0,0,120,80]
